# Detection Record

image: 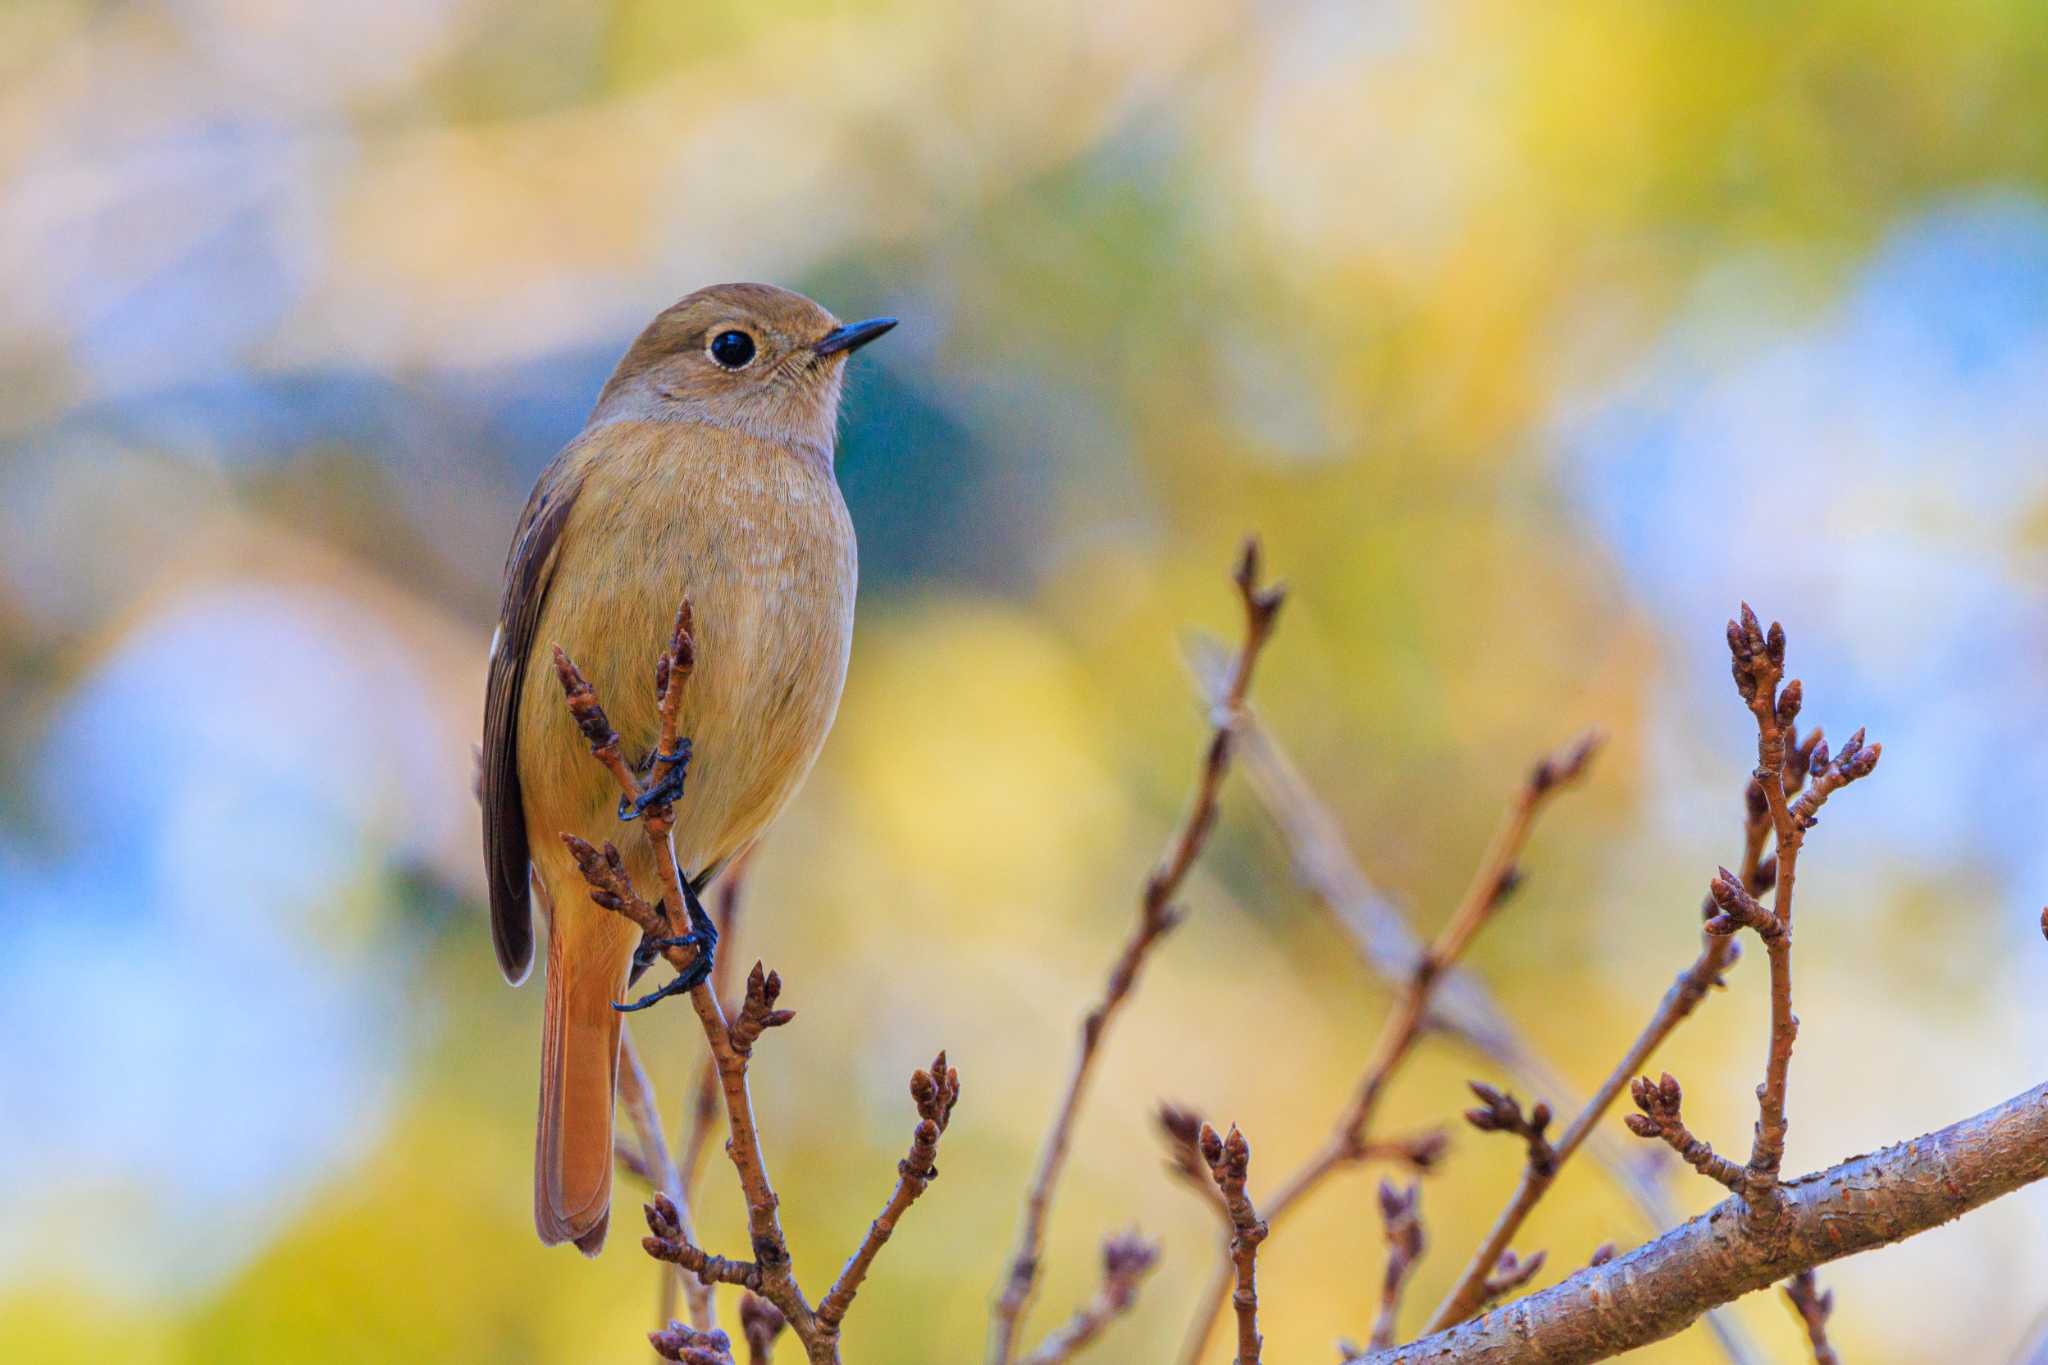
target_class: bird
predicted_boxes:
[481,283,894,1254]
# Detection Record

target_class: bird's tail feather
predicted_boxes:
[534,886,635,1255]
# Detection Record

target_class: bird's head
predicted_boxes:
[592,282,896,464]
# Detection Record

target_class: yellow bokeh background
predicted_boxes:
[3,2,2047,1361]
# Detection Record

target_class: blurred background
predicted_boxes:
[3,1,2046,1360]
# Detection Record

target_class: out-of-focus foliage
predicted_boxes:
[3,2,2046,1361]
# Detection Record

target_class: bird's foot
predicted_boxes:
[615,876,719,1012]
[616,740,693,821]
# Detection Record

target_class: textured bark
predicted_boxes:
[1352,1081,2048,1364]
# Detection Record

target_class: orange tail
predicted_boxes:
[535,894,637,1255]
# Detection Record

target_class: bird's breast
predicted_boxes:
[519,420,858,875]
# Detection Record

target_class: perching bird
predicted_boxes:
[481,284,893,1254]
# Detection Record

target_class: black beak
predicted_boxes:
[813,317,898,357]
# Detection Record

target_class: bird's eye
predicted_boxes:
[709,329,757,369]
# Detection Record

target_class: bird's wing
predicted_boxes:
[482,454,587,984]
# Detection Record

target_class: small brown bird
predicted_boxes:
[481,283,893,1254]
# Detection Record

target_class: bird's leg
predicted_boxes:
[615,873,719,1012]
[617,739,694,821]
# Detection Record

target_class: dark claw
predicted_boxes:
[613,874,719,1012]
[613,961,709,1012]
[617,741,694,821]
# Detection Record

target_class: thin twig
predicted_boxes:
[621,1026,716,1335]
[986,538,1284,1365]
[1197,655,1754,1357]
[1423,772,1778,1333]
[1369,1180,1425,1351]
[1623,1072,1747,1190]
[1461,1083,1556,1177]
[1199,1123,1269,1365]
[553,633,794,1294]
[1476,1248,1547,1312]
[816,1054,961,1330]
[1782,1270,1841,1365]
[1178,730,1599,1364]
[1726,607,1878,1198]
[554,601,944,1364]
[681,858,753,1205]
[1017,1233,1163,1365]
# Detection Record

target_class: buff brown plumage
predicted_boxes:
[481,283,891,1253]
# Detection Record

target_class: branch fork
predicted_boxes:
[551,596,954,1363]
[989,539,1284,1365]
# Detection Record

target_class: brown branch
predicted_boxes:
[1420,930,1741,1331]
[681,861,753,1207]
[816,1053,961,1330]
[1476,1248,1547,1311]
[620,1026,716,1335]
[1725,607,1879,1197]
[1424,760,1788,1340]
[554,634,806,1317]
[663,859,753,1338]
[555,605,948,1365]
[1268,730,1599,1210]
[729,962,796,1056]
[986,538,1284,1365]
[1348,1081,2048,1364]
[1185,645,1637,1122]
[1179,729,1599,1364]
[1726,604,1800,1194]
[1704,868,1784,941]
[1198,1123,1269,1365]
[1782,1270,1841,1365]
[644,1194,766,1291]
[1624,1072,1747,1191]
[1369,1180,1425,1351]
[1418,612,1866,1345]
[1017,1233,1163,1365]
[1196,646,1758,1355]
[1461,1083,1556,1176]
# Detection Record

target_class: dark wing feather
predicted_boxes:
[482,460,584,984]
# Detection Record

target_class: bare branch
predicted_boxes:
[1477,1248,1547,1311]
[1782,1270,1841,1365]
[1180,729,1599,1363]
[1197,648,1758,1355]
[620,1027,716,1333]
[1199,1123,1269,1365]
[1348,1081,2048,1364]
[643,1193,764,1291]
[1462,1082,1556,1177]
[1624,1073,1747,1191]
[1017,1233,1162,1365]
[988,539,1283,1364]
[1724,607,1879,1196]
[1425,763,1781,1344]
[556,597,953,1364]
[729,962,796,1056]
[817,1054,961,1330]
[681,862,753,1205]
[1369,1180,1425,1351]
